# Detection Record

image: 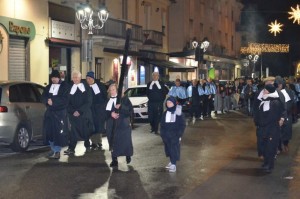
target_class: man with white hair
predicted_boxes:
[64,70,94,155]
[146,72,168,134]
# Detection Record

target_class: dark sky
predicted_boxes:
[241,0,300,77]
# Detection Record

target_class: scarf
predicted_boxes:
[149,81,161,90]
[106,96,117,111]
[49,84,60,96]
[90,83,100,95]
[259,90,279,112]
[70,83,85,95]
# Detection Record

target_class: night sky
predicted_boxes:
[241,0,300,77]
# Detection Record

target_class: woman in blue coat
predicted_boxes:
[160,96,186,172]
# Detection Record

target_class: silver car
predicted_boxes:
[0,81,46,152]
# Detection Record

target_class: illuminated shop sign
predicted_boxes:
[9,21,30,35]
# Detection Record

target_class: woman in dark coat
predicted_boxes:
[160,96,186,172]
[42,70,69,159]
[64,70,94,155]
[106,84,133,167]
[257,84,284,173]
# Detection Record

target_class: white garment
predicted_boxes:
[49,84,60,96]
[149,81,161,90]
[106,96,117,111]
[165,111,176,123]
[90,83,100,95]
[70,83,86,95]
[259,90,279,112]
[281,89,291,102]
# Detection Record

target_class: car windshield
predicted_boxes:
[125,87,147,97]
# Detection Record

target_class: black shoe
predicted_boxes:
[64,148,75,155]
[110,160,118,167]
[91,143,103,151]
[126,156,131,164]
[48,152,60,159]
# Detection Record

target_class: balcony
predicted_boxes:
[91,17,143,47]
[143,30,163,47]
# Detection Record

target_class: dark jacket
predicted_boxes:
[146,80,168,103]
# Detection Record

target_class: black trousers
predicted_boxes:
[148,101,163,132]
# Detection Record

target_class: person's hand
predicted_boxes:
[115,104,121,109]
[47,99,53,106]
[111,111,119,119]
[73,111,80,117]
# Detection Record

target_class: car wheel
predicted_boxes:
[11,125,31,152]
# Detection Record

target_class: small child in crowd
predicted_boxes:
[160,96,186,172]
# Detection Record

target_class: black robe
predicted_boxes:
[160,110,186,162]
[90,81,107,134]
[42,81,69,146]
[67,82,94,140]
[106,96,133,157]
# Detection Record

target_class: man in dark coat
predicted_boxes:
[42,70,69,159]
[106,84,133,167]
[256,84,284,173]
[146,72,168,134]
[64,70,94,155]
[160,96,186,172]
[86,71,107,150]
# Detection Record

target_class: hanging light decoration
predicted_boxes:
[76,2,109,34]
[268,20,283,36]
[288,4,300,25]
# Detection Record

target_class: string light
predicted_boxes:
[241,43,289,54]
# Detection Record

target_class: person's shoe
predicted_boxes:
[47,150,54,157]
[165,162,172,169]
[85,147,92,152]
[49,152,60,159]
[64,148,75,155]
[110,160,118,167]
[126,156,131,164]
[169,164,176,172]
[199,116,204,120]
[261,163,269,170]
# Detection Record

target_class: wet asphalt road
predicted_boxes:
[0,111,300,199]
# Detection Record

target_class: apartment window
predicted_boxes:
[225,33,228,47]
[231,35,234,51]
[200,23,204,38]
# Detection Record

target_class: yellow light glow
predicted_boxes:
[288,4,300,24]
[240,43,289,54]
[268,20,283,36]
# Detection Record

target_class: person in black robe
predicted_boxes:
[257,84,284,173]
[64,70,94,155]
[160,96,186,172]
[86,71,107,150]
[146,72,168,134]
[106,84,133,167]
[42,70,69,159]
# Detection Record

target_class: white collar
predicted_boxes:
[150,80,161,89]
[70,83,85,95]
[90,83,100,95]
[49,84,60,96]
[106,96,117,111]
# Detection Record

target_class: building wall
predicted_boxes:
[0,0,49,85]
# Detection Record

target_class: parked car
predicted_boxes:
[124,84,171,120]
[0,81,46,152]
[124,85,148,120]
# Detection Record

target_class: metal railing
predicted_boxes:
[92,17,143,42]
[143,30,163,46]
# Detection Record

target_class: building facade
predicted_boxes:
[168,0,244,80]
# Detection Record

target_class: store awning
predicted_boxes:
[45,38,81,47]
[147,60,196,72]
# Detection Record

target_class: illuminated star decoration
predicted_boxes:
[268,20,283,36]
[288,4,300,24]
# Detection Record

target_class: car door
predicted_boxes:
[18,83,46,138]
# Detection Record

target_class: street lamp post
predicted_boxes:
[247,54,259,78]
[76,2,109,71]
[193,37,209,79]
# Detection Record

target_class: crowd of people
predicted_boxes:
[43,69,300,173]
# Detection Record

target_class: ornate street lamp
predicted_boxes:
[247,54,259,77]
[193,37,210,79]
[76,2,109,34]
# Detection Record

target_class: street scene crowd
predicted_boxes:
[43,69,300,174]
